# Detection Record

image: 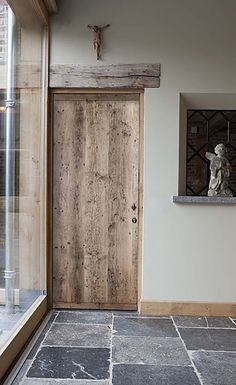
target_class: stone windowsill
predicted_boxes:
[172,196,236,204]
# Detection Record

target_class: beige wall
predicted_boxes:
[50,0,236,302]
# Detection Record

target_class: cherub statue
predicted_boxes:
[88,24,110,60]
[205,143,233,197]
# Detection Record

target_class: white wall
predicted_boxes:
[50,0,236,302]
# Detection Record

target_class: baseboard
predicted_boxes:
[139,300,236,317]
[0,289,19,306]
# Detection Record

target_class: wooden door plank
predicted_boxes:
[107,98,139,304]
[82,98,109,303]
[53,99,87,303]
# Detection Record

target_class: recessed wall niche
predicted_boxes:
[187,110,236,196]
[179,93,236,196]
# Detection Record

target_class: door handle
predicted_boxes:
[131,203,136,211]
[132,217,137,224]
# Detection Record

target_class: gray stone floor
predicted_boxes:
[10,311,236,385]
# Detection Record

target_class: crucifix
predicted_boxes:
[88,24,110,60]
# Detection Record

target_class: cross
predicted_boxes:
[88,24,110,60]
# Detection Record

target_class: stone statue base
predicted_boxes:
[208,188,233,197]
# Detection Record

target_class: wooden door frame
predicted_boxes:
[47,88,144,311]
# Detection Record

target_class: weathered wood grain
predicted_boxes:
[53,93,140,308]
[53,99,86,303]
[53,302,138,310]
[50,63,161,89]
[0,64,41,89]
[19,89,41,290]
[107,97,139,304]
[16,64,41,88]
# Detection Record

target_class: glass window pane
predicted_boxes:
[0,0,46,346]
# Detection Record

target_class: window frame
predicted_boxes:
[0,1,49,380]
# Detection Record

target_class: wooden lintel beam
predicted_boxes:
[50,63,161,89]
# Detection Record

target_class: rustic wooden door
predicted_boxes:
[52,93,140,309]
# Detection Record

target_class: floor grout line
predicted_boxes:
[53,322,113,326]
[176,326,236,330]
[41,344,111,348]
[18,378,110,383]
[112,362,193,367]
[112,335,183,339]
[171,316,204,385]
[113,315,171,319]
[188,349,236,354]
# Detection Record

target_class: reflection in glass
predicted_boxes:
[0,1,46,345]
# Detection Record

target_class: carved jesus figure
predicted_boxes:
[88,24,110,60]
[205,143,233,197]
